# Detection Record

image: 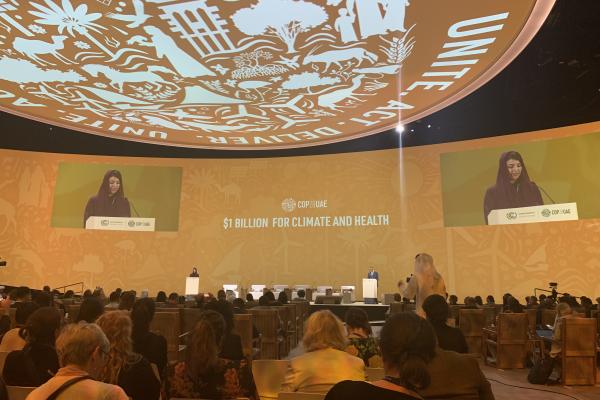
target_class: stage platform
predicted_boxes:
[309,301,389,321]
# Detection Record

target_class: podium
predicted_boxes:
[487,203,578,225]
[363,278,378,304]
[85,216,155,231]
[185,277,199,296]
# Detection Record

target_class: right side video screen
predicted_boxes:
[440,131,600,227]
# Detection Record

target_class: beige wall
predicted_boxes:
[1,121,599,301]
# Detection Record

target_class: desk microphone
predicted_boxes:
[536,184,556,204]
[130,201,141,217]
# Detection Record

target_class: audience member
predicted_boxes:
[326,313,434,400]
[232,298,246,313]
[294,290,309,302]
[118,291,136,311]
[398,253,447,317]
[155,291,167,303]
[205,299,244,360]
[77,296,105,323]
[106,291,120,310]
[344,308,381,367]
[463,297,478,309]
[42,285,51,292]
[486,295,495,305]
[33,291,53,307]
[474,296,484,307]
[282,310,364,393]
[26,322,128,400]
[278,291,289,304]
[167,292,179,306]
[448,295,458,305]
[550,303,574,358]
[12,286,31,304]
[0,302,39,352]
[2,307,61,386]
[131,298,167,375]
[165,310,258,399]
[217,290,227,301]
[527,296,539,308]
[96,311,160,400]
[422,295,468,354]
[0,377,6,400]
[506,297,524,313]
[83,289,93,298]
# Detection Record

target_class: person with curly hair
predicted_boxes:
[165,310,258,399]
[96,311,160,400]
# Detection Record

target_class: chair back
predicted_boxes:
[561,317,597,385]
[541,309,556,326]
[150,311,181,361]
[65,304,81,323]
[278,392,325,400]
[252,359,289,399]
[458,309,485,354]
[6,386,35,400]
[482,306,495,327]
[0,351,9,374]
[389,302,403,315]
[8,308,16,329]
[449,305,462,322]
[250,308,282,359]
[494,313,528,369]
[525,309,537,333]
[233,313,254,359]
[180,308,202,334]
[365,367,384,381]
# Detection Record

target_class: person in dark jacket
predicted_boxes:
[422,294,468,354]
[131,298,167,375]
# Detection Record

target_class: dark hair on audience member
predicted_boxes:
[232,298,245,310]
[277,291,288,304]
[448,295,458,305]
[15,302,40,326]
[486,295,495,304]
[43,285,51,292]
[205,298,234,333]
[379,313,435,391]
[539,294,547,301]
[15,286,31,300]
[63,290,74,298]
[258,295,268,306]
[33,291,53,307]
[186,311,226,376]
[83,289,93,298]
[109,291,119,303]
[77,297,104,323]
[156,291,167,303]
[118,291,136,311]
[217,290,226,301]
[344,307,372,335]
[474,296,483,306]
[245,293,254,301]
[178,295,186,304]
[131,298,156,343]
[297,289,306,298]
[507,297,524,313]
[19,307,62,345]
[168,292,178,302]
[264,291,275,302]
[422,294,449,327]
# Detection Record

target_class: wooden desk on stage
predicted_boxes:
[309,302,389,322]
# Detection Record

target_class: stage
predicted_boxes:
[309,302,390,322]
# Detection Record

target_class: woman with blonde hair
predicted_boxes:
[165,310,258,399]
[282,310,365,393]
[399,253,447,317]
[96,311,160,400]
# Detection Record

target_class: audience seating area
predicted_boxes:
[0,285,599,400]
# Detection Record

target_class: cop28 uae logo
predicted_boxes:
[0,0,554,149]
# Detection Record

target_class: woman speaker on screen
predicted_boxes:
[84,169,131,227]
[483,151,543,224]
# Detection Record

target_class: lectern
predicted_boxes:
[363,278,377,304]
[488,203,578,225]
[185,277,199,296]
[85,216,155,231]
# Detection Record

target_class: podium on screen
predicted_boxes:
[85,216,156,231]
[487,203,578,225]
[363,278,377,304]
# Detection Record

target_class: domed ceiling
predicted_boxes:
[0,0,554,149]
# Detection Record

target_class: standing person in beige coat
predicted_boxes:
[398,253,447,317]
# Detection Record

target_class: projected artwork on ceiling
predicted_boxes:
[0,0,553,149]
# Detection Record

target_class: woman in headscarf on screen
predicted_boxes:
[483,151,543,224]
[84,170,131,227]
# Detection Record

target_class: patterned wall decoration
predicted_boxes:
[0,0,553,149]
[1,121,599,300]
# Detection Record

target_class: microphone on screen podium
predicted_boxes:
[535,184,556,204]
